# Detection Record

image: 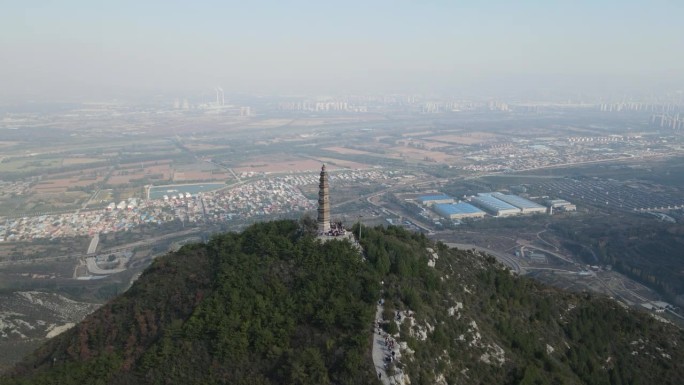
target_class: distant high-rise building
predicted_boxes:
[317,164,331,233]
[215,87,225,107]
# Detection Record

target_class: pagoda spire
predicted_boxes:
[317,164,331,233]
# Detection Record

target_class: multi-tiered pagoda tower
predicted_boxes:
[317,164,331,233]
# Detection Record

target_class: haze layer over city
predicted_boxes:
[1,1,683,381]
[2,0,684,100]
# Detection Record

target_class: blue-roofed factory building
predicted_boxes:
[418,194,454,206]
[470,193,521,217]
[434,202,486,220]
[491,192,547,214]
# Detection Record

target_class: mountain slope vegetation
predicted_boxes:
[360,225,683,384]
[3,220,683,385]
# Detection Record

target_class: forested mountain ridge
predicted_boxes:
[2,220,683,385]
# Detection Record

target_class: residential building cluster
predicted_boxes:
[1,205,172,241]
[0,181,31,197]
[279,170,393,187]
[460,135,672,173]
[278,100,368,112]
[600,102,682,113]
[0,170,394,242]
[201,179,315,221]
[0,179,311,241]
[651,113,684,130]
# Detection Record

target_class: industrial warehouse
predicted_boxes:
[418,194,454,206]
[470,193,522,217]
[489,192,547,214]
[418,192,559,221]
[433,202,486,220]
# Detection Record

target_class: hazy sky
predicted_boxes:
[1,0,683,100]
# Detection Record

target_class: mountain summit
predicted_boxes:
[4,220,683,384]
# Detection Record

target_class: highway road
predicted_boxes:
[0,228,202,267]
[86,234,99,254]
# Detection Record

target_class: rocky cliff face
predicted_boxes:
[0,291,98,371]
